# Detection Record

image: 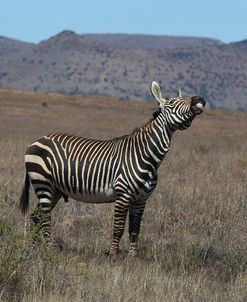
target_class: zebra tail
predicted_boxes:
[19,170,30,215]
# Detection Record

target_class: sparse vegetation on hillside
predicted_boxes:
[0,90,246,301]
[0,31,247,111]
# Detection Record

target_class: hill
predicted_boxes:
[85,33,223,49]
[0,35,33,56]
[0,31,247,111]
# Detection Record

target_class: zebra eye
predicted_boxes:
[168,99,175,104]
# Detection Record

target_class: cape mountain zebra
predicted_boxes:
[20,81,206,255]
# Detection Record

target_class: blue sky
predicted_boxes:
[1,0,247,43]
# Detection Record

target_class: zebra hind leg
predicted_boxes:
[31,190,62,247]
[30,204,43,244]
[128,201,146,256]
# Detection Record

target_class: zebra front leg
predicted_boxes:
[110,198,130,256]
[128,201,146,256]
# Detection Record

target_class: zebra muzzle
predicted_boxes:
[190,96,206,115]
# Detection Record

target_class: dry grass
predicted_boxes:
[0,89,246,301]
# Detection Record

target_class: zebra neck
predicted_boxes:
[142,112,173,168]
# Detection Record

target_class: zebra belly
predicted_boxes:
[65,187,116,203]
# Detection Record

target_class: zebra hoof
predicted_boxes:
[109,249,120,256]
[108,249,122,260]
[128,249,138,257]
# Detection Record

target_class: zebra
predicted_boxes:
[20,81,206,256]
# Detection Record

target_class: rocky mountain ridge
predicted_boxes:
[0,31,246,110]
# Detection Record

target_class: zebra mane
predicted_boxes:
[132,108,161,134]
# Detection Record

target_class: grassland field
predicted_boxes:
[0,89,246,301]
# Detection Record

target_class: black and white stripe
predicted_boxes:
[20,81,205,255]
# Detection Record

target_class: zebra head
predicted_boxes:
[150,81,206,130]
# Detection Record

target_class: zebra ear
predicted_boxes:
[177,89,182,98]
[150,81,164,105]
